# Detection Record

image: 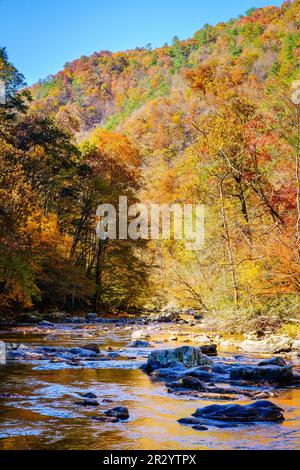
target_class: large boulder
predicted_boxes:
[144,346,212,373]
[146,309,181,323]
[191,400,284,423]
[0,341,5,365]
[239,335,292,354]
[230,365,294,385]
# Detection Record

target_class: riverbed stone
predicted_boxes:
[104,407,129,420]
[0,341,5,365]
[130,340,152,348]
[199,344,218,356]
[239,335,292,354]
[258,357,287,367]
[86,313,98,321]
[82,343,100,354]
[230,365,294,385]
[80,392,97,399]
[169,376,206,391]
[75,399,99,407]
[143,308,181,324]
[192,400,284,423]
[91,415,119,423]
[144,346,212,373]
[131,330,151,341]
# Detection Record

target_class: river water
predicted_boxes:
[0,323,300,450]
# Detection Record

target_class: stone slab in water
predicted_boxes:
[230,365,294,385]
[180,400,285,425]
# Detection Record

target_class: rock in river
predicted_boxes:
[131,330,151,341]
[86,313,98,321]
[230,365,294,385]
[79,392,97,399]
[257,357,287,367]
[239,335,292,354]
[130,340,152,348]
[191,400,284,423]
[104,407,129,420]
[199,344,218,356]
[75,399,99,407]
[168,376,206,391]
[144,346,212,373]
[82,343,101,354]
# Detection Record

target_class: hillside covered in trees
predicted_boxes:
[1,0,300,332]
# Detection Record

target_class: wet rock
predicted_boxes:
[69,347,98,357]
[169,376,206,391]
[258,357,287,367]
[169,335,178,342]
[230,365,294,385]
[192,400,284,423]
[150,365,186,380]
[199,344,217,356]
[194,314,203,321]
[0,341,5,365]
[91,416,119,423]
[19,312,40,324]
[0,393,20,399]
[82,343,100,354]
[39,321,54,327]
[45,311,67,322]
[75,400,99,407]
[131,330,151,341]
[130,340,152,348]
[102,399,114,403]
[104,407,129,420]
[193,425,209,431]
[251,391,278,400]
[240,336,292,354]
[178,417,202,425]
[80,392,97,399]
[211,363,230,375]
[86,313,98,321]
[182,366,217,382]
[144,346,212,373]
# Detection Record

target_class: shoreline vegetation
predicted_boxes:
[1,1,300,336]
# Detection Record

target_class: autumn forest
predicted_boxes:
[1,0,300,333]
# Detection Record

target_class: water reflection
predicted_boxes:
[0,325,300,450]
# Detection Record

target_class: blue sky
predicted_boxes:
[0,0,283,85]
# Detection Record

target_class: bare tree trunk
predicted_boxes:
[94,240,105,311]
[220,174,239,305]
